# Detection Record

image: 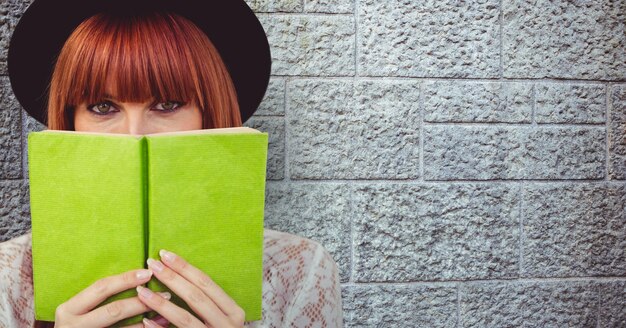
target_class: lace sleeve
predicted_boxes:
[255,230,343,328]
[0,233,36,328]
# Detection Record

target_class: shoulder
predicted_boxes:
[263,229,324,253]
[263,229,337,273]
[259,229,343,327]
[0,232,33,275]
[0,232,35,328]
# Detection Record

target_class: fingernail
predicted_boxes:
[143,318,160,328]
[136,286,154,299]
[135,269,152,281]
[147,258,164,273]
[157,291,172,300]
[159,249,176,263]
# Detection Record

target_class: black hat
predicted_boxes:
[7,0,271,126]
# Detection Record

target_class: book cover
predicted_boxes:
[27,127,268,325]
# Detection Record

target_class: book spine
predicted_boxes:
[141,137,149,267]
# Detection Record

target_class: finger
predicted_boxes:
[159,249,241,316]
[118,296,170,328]
[80,292,171,327]
[137,286,205,328]
[122,313,170,328]
[143,318,166,328]
[63,269,153,315]
[120,324,144,328]
[147,258,232,326]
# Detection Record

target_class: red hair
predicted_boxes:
[46,11,241,130]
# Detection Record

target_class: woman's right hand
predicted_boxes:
[54,268,169,328]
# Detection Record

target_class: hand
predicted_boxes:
[137,250,245,328]
[53,269,171,328]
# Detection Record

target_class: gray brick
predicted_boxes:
[536,83,607,124]
[304,0,353,13]
[22,109,45,131]
[253,77,285,116]
[0,228,15,241]
[0,76,19,110]
[522,183,626,277]
[358,0,500,78]
[0,20,9,76]
[0,180,30,242]
[0,76,21,179]
[21,109,46,181]
[423,126,606,180]
[264,182,351,282]
[503,0,626,80]
[460,281,597,327]
[288,80,420,179]
[343,284,457,328]
[353,183,520,282]
[423,81,532,123]
[245,0,302,12]
[598,281,626,328]
[258,15,355,76]
[243,117,285,180]
[609,85,626,180]
[1,0,34,75]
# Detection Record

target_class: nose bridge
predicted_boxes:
[125,104,149,135]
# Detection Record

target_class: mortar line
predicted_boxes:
[422,122,605,128]
[499,0,503,80]
[596,280,601,328]
[456,284,461,327]
[19,107,25,180]
[255,12,353,17]
[252,114,287,118]
[519,185,525,278]
[339,275,626,287]
[532,83,537,125]
[605,83,611,181]
[265,178,624,185]
[266,75,626,83]
[0,177,23,181]
[419,82,425,182]
[354,0,359,78]
[284,78,291,182]
[349,181,355,284]
[349,0,357,277]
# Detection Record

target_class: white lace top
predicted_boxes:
[0,229,343,327]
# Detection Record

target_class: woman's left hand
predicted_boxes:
[136,250,245,328]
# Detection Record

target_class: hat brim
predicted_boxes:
[8,0,271,126]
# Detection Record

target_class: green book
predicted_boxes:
[27,127,268,325]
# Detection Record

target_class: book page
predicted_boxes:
[146,127,260,137]
[35,127,259,138]
[36,130,144,138]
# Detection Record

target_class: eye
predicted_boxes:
[87,101,117,116]
[153,101,184,112]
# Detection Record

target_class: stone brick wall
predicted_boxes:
[2,0,625,326]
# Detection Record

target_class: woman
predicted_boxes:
[1,0,343,327]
